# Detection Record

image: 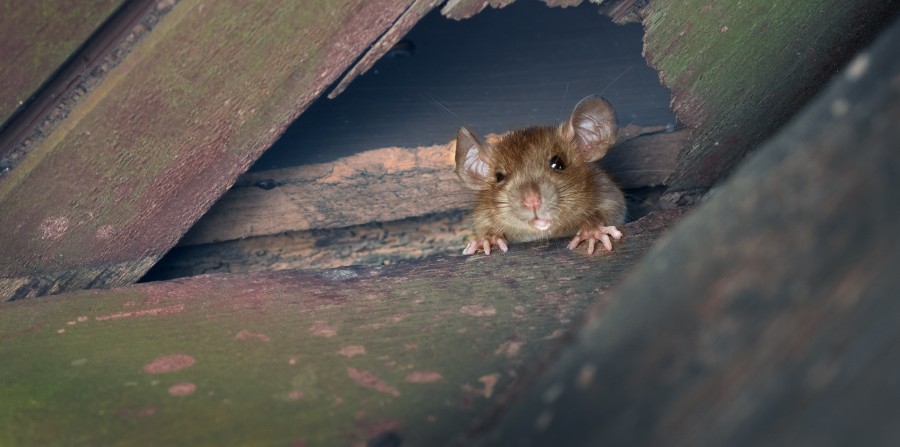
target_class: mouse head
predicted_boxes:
[454,95,618,191]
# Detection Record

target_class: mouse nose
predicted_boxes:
[521,187,542,211]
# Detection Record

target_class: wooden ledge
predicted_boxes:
[0,208,687,446]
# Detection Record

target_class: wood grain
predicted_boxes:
[0,0,126,128]
[0,208,686,446]
[643,0,899,205]
[0,0,418,301]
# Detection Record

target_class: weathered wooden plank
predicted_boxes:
[470,18,900,446]
[180,126,686,246]
[643,0,899,205]
[0,208,686,446]
[0,0,126,128]
[145,211,471,281]
[0,0,164,174]
[0,0,419,301]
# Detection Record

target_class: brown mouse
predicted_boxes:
[454,95,625,255]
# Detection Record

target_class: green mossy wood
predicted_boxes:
[643,0,899,203]
[0,209,684,446]
[0,0,418,301]
[0,0,125,126]
[473,18,900,446]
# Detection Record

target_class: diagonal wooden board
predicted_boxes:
[0,208,687,446]
[643,0,899,204]
[0,0,126,127]
[0,0,420,301]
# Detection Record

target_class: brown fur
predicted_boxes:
[467,125,625,243]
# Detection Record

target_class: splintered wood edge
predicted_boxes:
[178,126,688,247]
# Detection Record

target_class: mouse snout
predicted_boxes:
[520,184,542,211]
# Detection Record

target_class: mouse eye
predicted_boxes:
[549,155,566,171]
[495,172,506,183]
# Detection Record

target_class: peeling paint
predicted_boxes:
[347,367,399,397]
[235,330,270,342]
[39,216,69,240]
[494,339,523,358]
[310,321,337,337]
[143,354,195,374]
[95,304,185,321]
[460,304,497,317]
[168,382,196,396]
[464,373,501,399]
[405,371,442,383]
[337,345,366,358]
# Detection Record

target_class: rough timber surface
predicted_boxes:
[0,209,685,447]
[471,18,900,446]
[0,0,125,127]
[0,0,417,301]
[643,0,899,204]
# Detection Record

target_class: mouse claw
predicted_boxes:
[568,225,622,254]
[462,235,508,255]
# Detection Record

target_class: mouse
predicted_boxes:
[454,95,626,255]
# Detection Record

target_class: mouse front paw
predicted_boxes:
[463,235,509,255]
[567,225,623,254]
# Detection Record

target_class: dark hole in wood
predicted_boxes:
[141,1,678,283]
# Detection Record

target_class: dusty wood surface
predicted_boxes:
[0,0,420,301]
[180,126,686,246]
[145,185,667,280]
[0,208,686,447]
[643,0,899,205]
[469,18,900,446]
[145,211,471,281]
[0,0,125,128]
[0,0,166,174]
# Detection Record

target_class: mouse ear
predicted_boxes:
[455,127,493,191]
[563,95,618,162]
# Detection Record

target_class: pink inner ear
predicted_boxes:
[464,146,490,180]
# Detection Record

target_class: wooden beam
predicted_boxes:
[643,0,899,205]
[0,0,126,128]
[469,18,900,446]
[0,0,419,301]
[179,126,687,247]
[0,208,687,446]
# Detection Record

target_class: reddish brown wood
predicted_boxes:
[0,208,687,446]
[0,0,418,301]
[643,0,899,205]
[0,0,127,130]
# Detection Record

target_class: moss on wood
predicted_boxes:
[0,209,684,446]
